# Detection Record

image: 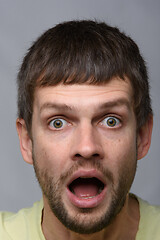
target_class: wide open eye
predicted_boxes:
[101,116,120,128]
[49,118,68,129]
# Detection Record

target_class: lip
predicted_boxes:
[66,169,107,208]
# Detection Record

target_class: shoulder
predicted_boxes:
[136,196,160,240]
[0,200,44,240]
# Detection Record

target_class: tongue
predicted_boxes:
[71,178,99,198]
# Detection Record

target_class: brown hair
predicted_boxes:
[17,20,152,132]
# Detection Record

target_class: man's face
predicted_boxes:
[31,77,138,233]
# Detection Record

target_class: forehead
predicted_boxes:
[34,77,133,110]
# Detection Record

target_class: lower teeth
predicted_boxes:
[74,189,103,199]
[81,196,95,199]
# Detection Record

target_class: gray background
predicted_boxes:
[0,0,160,212]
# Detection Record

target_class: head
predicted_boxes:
[17,20,152,133]
[16,20,153,234]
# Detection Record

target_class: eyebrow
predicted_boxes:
[100,98,131,110]
[39,98,131,114]
[40,103,73,113]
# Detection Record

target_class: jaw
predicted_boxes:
[41,169,131,237]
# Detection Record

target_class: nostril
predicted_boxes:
[93,153,99,157]
[75,154,82,158]
[74,153,100,159]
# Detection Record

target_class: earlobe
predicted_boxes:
[137,115,153,160]
[16,118,33,165]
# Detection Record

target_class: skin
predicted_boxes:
[17,77,153,240]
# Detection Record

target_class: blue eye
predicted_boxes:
[101,116,120,127]
[49,118,67,129]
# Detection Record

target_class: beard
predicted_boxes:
[33,153,137,234]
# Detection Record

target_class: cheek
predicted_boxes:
[105,138,137,194]
[104,134,137,172]
[33,139,71,178]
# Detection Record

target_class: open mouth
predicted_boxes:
[68,177,105,199]
[66,171,107,208]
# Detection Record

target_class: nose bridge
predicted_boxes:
[71,120,104,160]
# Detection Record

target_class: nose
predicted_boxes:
[70,123,104,161]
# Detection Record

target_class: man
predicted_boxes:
[0,20,159,240]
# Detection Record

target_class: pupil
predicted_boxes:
[107,118,115,126]
[54,120,62,128]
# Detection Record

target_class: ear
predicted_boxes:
[137,115,153,160]
[16,118,33,165]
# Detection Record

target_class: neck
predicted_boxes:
[41,194,140,240]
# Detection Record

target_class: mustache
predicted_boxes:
[59,159,114,184]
